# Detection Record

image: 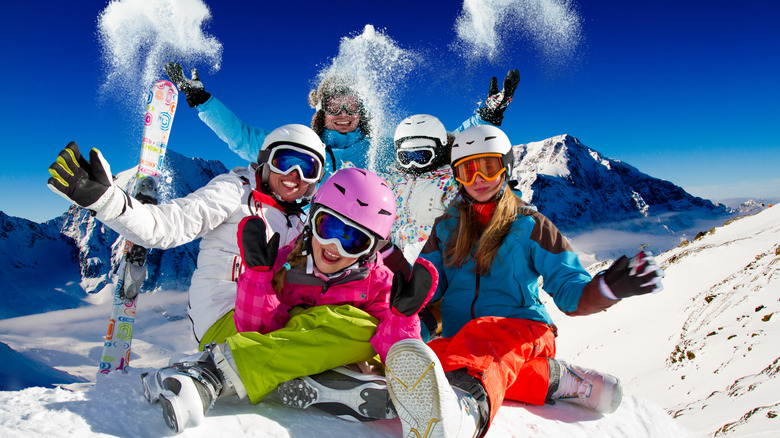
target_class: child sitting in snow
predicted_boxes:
[139,168,438,432]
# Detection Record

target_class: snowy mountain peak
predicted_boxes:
[510,134,732,234]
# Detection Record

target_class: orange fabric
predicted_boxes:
[428,317,556,427]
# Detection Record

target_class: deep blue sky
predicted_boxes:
[2,0,779,223]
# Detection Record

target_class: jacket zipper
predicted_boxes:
[471,274,480,319]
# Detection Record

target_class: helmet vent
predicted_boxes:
[333,183,347,195]
[485,136,497,141]
[378,209,392,216]
[356,199,368,207]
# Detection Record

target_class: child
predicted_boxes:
[383,125,665,437]
[139,168,438,432]
[46,124,327,349]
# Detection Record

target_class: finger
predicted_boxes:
[89,148,113,187]
[47,171,68,191]
[504,69,520,96]
[488,76,498,96]
[191,68,199,82]
[267,232,280,254]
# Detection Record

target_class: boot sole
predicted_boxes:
[385,339,451,438]
[276,368,396,421]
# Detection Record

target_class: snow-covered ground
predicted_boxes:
[1,207,777,437]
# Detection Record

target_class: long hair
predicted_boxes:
[442,179,525,275]
[270,236,308,293]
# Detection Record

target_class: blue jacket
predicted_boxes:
[196,96,487,176]
[420,202,596,337]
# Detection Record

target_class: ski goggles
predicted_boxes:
[322,94,362,116]
[396,147,437,168]
[312,207,376,258]
[453,153,506,186]
[395,138,438,168]
[267,145,323,184]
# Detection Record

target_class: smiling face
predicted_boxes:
[323,111,360,134]
[266,170,311,203]
[463,174,504,203]
[311,236,359,274]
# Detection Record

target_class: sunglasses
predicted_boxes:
[323,94,361,116]
[453,154,506,186]
[312,207,376,258]
[267,145,323,184]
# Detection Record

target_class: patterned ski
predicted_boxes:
[98,80,178,374]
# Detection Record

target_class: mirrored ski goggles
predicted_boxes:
[267,145,323,184]
[323,94,361,116]
[453,154,506,186]
[312,207,376,258]
[396,147,436,168]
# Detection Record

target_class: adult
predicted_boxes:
[46,124,327,349]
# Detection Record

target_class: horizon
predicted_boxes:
[2,0,779,223]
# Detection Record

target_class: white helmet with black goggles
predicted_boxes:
[267,145,323,184]
[394,115,449,171]
[311,206,377,258]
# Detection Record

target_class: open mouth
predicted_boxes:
[321,248,341,263]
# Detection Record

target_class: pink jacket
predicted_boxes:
[235,244,433,362]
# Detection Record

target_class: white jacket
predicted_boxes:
[96,164,305,340]
[380,166,459,262]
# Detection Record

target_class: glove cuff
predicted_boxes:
[477,107,504,126]
[186,90,211,108]
[91,185,126,220]
[598,275,620,301]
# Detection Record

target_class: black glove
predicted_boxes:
[477,69,520,126]
[47,142,116,212]
[390,259,437,317]
[164,62,211,108]
[602,251,664,298]
[237,216,280,271]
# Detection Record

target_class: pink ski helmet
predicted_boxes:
[311,168,396,239]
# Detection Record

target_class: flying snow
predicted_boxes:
[453,0,583,66]
[315,25,423,172]
[97,0,223,109]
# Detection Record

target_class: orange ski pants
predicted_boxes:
[428,317,557,427]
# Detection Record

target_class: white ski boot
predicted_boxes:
[140,343,246,433]
[385,339,481,438]
[276,365,397,422]
[548,359,622,414]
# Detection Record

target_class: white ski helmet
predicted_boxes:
[450,124,514,176]
[257,124,327,198]
[393,114,449,172]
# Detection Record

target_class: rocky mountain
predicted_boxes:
[511,134,732,233]
[0,150,228,319]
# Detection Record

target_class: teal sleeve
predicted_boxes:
[196,96,269,163]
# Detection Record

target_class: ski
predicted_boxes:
[99,80,178,374]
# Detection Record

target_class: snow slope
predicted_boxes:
[4,207,778,436]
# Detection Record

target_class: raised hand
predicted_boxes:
[164,62,211,108]
[478,69,520,126]
[237,216,280,271]
[47,142,117,212]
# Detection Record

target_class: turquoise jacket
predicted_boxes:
[420,202,595,337]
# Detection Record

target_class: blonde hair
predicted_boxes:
[271,238,308,293]
[443,181,525,276]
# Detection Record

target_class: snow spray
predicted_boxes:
[315,25,422,173]
[97,0,223,110]
[453,0,582,66]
